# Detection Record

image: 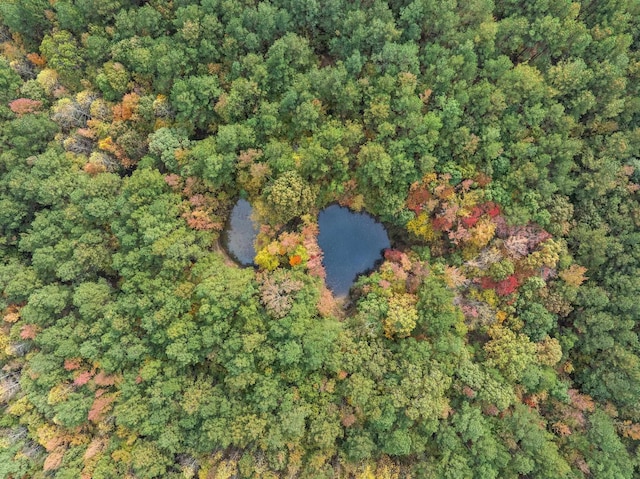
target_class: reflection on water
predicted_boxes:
[223,201,390,296]
[223,199,258,265]
[318,205,390,297]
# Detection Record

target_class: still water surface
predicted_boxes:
[223,199,258,266]
[224,201,390,296]
[317,205,390,296]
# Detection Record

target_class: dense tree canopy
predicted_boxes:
[1,0,640,477]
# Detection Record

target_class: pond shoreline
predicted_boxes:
[221,199,392,297]
[317,204,390,296]
[213,238,240,268]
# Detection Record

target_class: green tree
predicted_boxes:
[484,326,537,383]
[0,57,21,104]
[262,171,316,225]
[170,75,221,131]
[148,127,191,173]
[40,30,85,89]
[0,0,51,48]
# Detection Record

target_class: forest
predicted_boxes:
[0,0,639,477]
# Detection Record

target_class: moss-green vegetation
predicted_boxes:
[1,0,640,477]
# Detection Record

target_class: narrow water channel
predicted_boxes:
[222,199,258,266]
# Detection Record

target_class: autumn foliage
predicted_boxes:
[0,0,636,477]
[407,174,500,250]
[254,217,326,279]
[479,275,519,296]
[9,98,43,115]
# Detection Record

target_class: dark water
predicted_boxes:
[318,205,390,296]
[223,201,390,295]
[223,199,258,265]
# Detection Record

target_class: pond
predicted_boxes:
[317,205,390,297]
[223,199,259,266]
[223,200,390,296]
